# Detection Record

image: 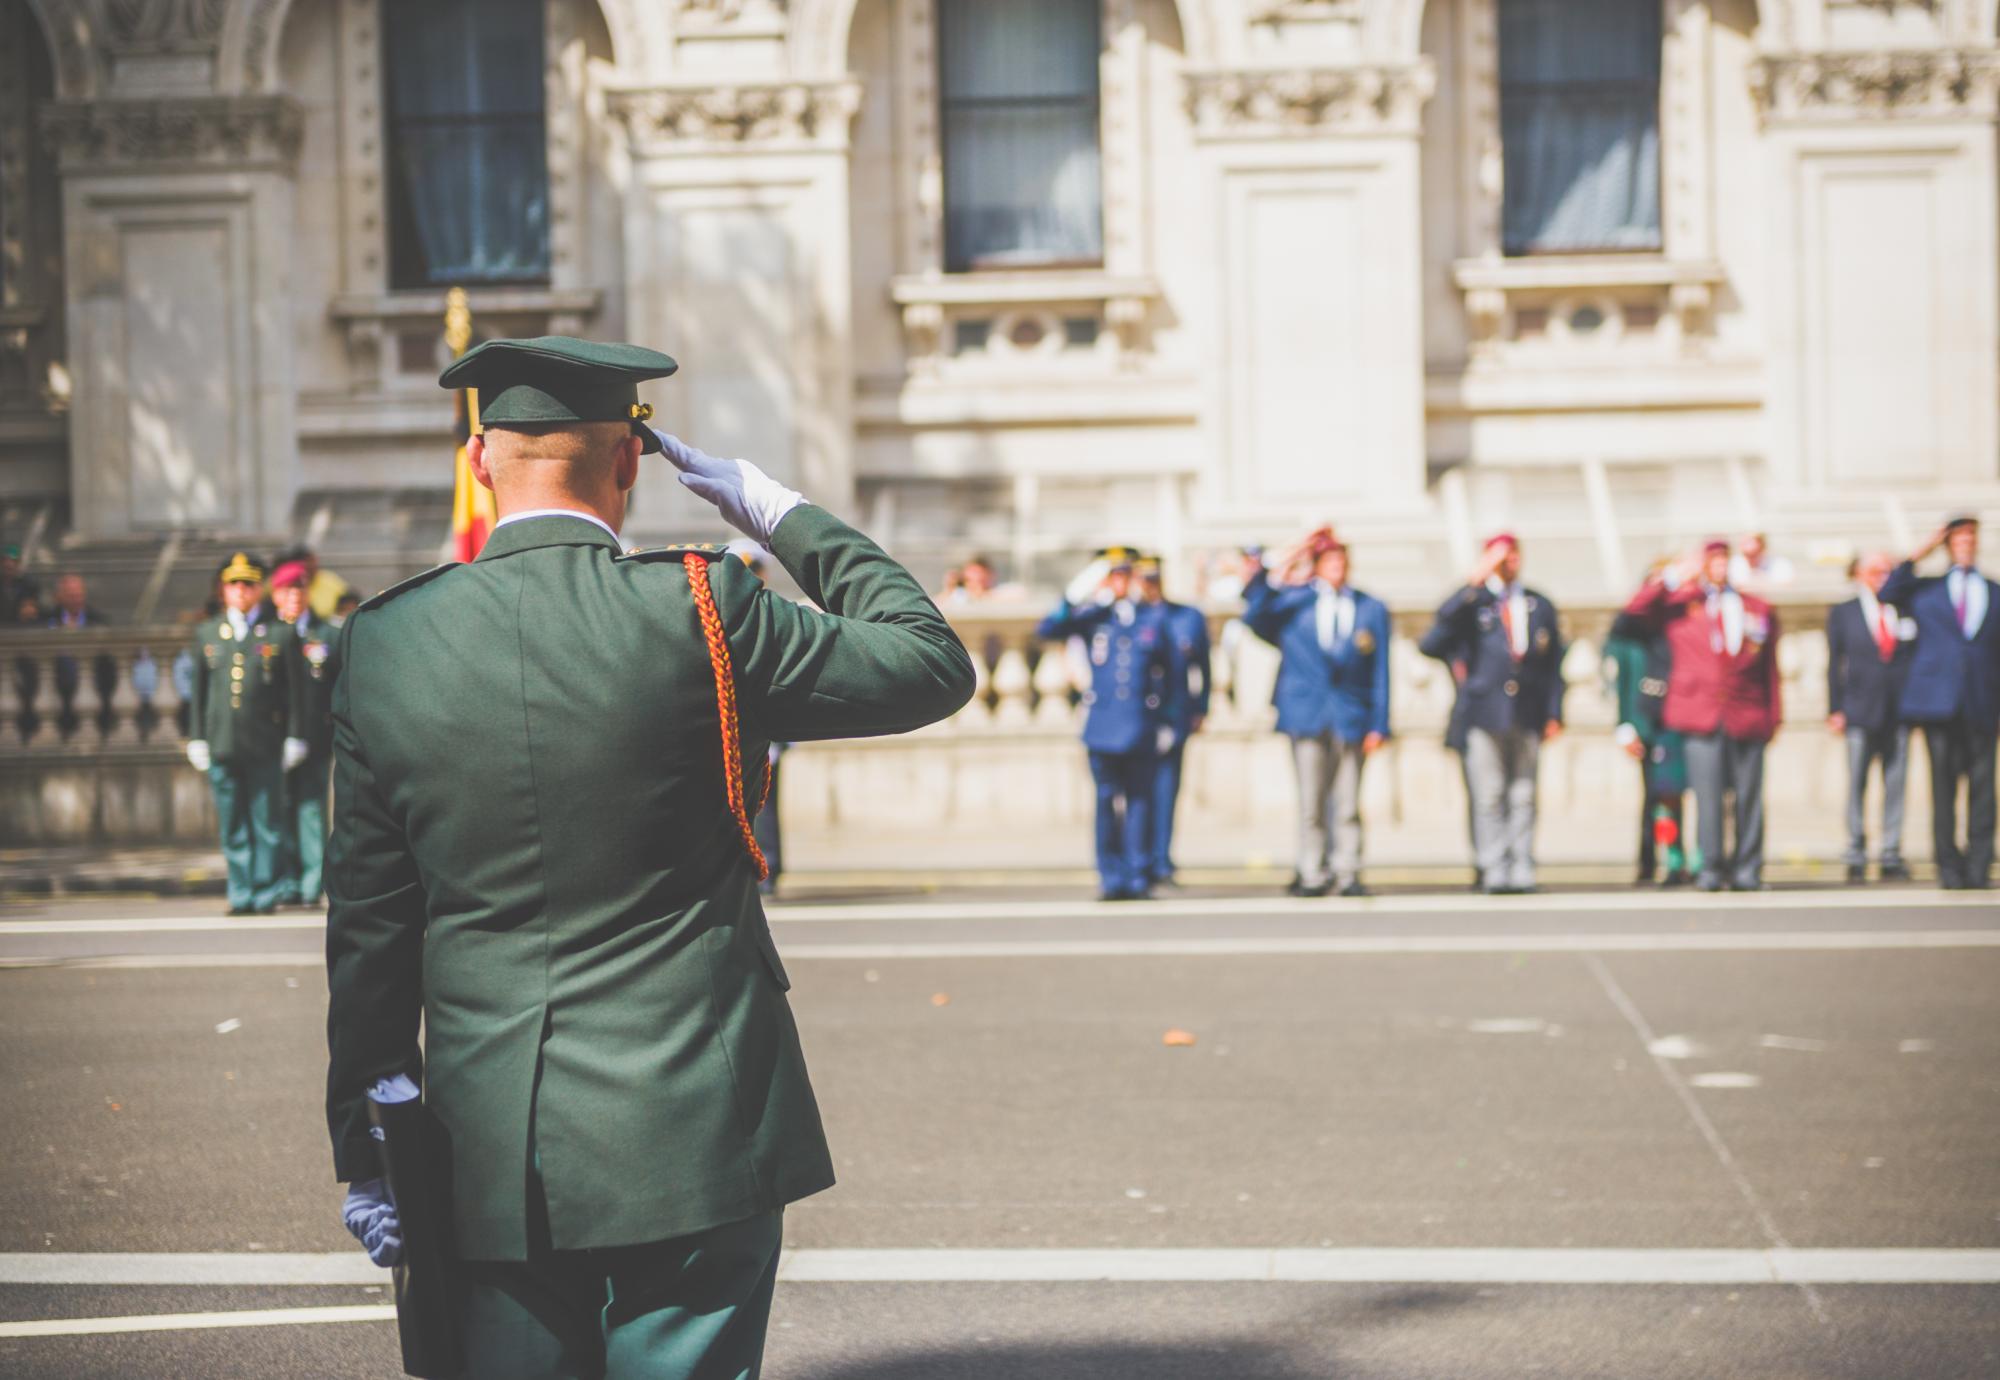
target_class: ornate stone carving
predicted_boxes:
[611,81,861,147]
[104,0,229,51]
[1185,64,1436,137]
[40,96,304,167]
[1750,49,2000,122]
[677,0,787,21]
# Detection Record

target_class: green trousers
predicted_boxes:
[207,761,286,911]
[280,753,330,904]
[457,1188,783,1380]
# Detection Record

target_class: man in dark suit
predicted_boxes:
[1879,515,2000,889]
[1827,552,1916,883]
[325,336,976,1378]
[1419,533,1565,895]
[1243,533,1392,897]
[1137,555,1210,890]
[1622,540,1782,892]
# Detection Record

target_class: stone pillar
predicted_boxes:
[610,80,862,540]
[41,95,303,537]
[1183,62,1437,527]
[1754,50,2000,495]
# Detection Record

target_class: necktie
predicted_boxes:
[1876,607,1895,662]
[1499,594,1517,660]
[1954,572,1969,634]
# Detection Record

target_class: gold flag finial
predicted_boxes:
[444,286,473,358]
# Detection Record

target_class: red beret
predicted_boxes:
[1702,539,1730,556]
[1307,528,1345,558]
[1484,532,1519,552]
[270,561,310,590]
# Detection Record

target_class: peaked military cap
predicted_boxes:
[220,551,264,584]
[438,336,678,455]
[1095,545,1142,572]
[1945,513,1980,534]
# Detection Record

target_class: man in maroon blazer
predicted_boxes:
[1623,540,1783,892]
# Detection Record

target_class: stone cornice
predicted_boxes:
[609,81,861,151]
[1751,48,2000,123]
[39,95,303,169]
[1184,63,1436,139]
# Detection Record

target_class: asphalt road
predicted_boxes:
[1,887,1996,1378]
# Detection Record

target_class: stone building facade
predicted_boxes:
[3,0,1998,604]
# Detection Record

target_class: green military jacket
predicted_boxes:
[188,613,306,766]
[290,610,340,759]
[325,506,975,1261]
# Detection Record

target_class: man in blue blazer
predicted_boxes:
[1243,532,1391,897]
[1138,555,1211,889]
[1038,548,1173,900]
[1826,552,1917,883]
[1879,516,2000,889]
[1419,533,1566,894]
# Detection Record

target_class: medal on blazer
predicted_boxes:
[1534,626,1552,652]
[1353,629,1376,655]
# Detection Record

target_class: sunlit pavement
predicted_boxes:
[2,887,1996,1378]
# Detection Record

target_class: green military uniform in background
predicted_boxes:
[325,336,976,1379]
[281,604,339,905]
[188,555,307,914]
[1605,620,1700,883]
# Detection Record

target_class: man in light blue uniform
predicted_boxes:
[1137,554,1210,889]
[1038,548,1171,901]
[1243,533,1392,897]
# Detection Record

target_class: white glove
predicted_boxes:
[282,737,310,772]
[1065,559,1112,605]
[186,740,211,772]
[653,429,806,546]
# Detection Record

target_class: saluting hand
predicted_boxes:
[654,429,806,546]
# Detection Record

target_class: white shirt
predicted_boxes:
[1485,576,1528,657]
[1314,579,1354,651]
[495,508,621,545]
[1947,566,1989,638]
[1856,587,1898,645]
[1701,582,1744,656]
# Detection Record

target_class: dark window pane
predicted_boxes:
[1499,0,1661,255]
[938,0,1103,271]
[383,0,550,288]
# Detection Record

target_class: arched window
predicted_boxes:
[383,0,550,288]
[937,0,1103,272]
[1498,0,1661,255]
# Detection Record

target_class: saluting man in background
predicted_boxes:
[325,336,975,1378]
[1037,547,1174,901]
[1419,534,1566,895]
[185,553,308,917]
[270,559,339,907]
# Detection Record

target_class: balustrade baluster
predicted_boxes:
[106,646,145,746]
[1031,640,1077,728]
[989,645,1032,726]
[27,643,63,747]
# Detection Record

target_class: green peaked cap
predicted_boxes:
[438,335,678,454]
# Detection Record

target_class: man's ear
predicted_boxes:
[466,434,496,493]
[615,434,642,494]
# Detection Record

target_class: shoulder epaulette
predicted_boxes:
[616,543,730,563]
[354,562,461,613]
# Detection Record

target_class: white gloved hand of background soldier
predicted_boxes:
[185,740,211,772]
[282,737,310,772]
[1065,559,1113,606]
[653,429,805,546]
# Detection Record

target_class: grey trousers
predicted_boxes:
[1685,732,1765,887]
[1464,726,1539,890]
[1291,732,1366,889]
[1843,724,1909,867]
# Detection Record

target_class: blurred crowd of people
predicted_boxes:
[1033,517,1997,899]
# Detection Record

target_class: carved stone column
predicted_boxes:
[1183,62,1436,522]
[41,94,304,537]
[609,79,862,538]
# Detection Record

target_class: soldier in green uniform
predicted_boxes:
[270,559,338,907]
[185,553,309,916]
[325,336,976,1379]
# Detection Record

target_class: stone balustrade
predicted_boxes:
[0,601,1856,855]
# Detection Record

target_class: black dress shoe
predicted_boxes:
[1729,880,1765,893]
[1296,881,1332,899]
[1695,875,1725,893]
[1878,862,1911,882]
[1338,881,1371,899]
[226,904,254,917]
[1845,864,1867,885]
[1659,869,1690,889]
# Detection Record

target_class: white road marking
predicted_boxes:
[6,930,2000,971]
[1646,1035,1702,1059]
[1465,1018,1546,1034]
[1759,1035,1827,1053]
[1689,1072,1763,1089]
[2,887,1994,935]
[0,1304,395,1339]
[2,1248,1997,1305]
[1584,955,1829,1323]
